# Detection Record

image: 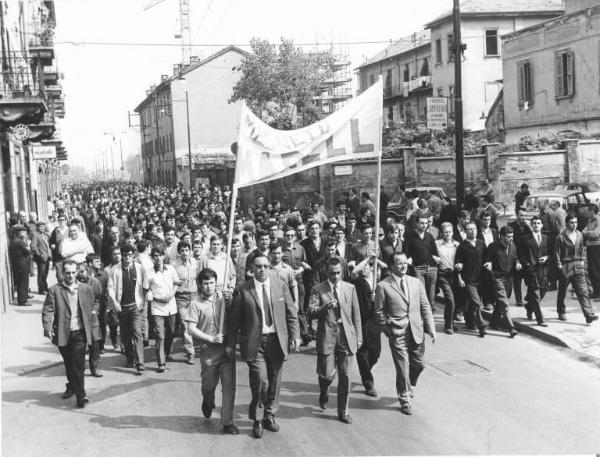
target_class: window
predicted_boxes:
[437,87,444,97]
[420,57,430,76]
[485,29,499,56]
[517,60,533,108]
[555,49,574,99]
[447,33,454,62]
[385,70,392,96]
[387,106,393,122]
[435,39,442,64]
[369,74,375,86]
[403,64,409,82]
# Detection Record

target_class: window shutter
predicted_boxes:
[555,52,564,98]
[566,51,574,96]
[517,62,524,106]
[527,62,533,106]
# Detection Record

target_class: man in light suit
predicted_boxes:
[107,244,147,374]
[226,254,300,439]
[375,252,435,415]
[42,260,94,407]
[31,221,52,294]
[308,258,362,424]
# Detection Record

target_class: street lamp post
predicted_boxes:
[185,90,193,190]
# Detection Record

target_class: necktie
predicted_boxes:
[333,285,341,321]
[400,278,407,296]
[262,283,273,327]
[536,233,541,245]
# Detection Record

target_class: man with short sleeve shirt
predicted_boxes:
[185,268,238,435]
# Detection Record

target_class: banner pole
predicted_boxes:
[372,76,384,291]
[219,184,239,334]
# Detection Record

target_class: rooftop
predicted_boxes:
[425,0,565,28]
[356,30,430,70]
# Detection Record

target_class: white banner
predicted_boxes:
[234,80,383,187]
[31,144,56,160]
[427,97,448,130]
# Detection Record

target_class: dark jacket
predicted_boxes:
[9,238,31,271]
[227,274,299,362]
[485,241,518,276]
[42,282,94,347]
[455,239,485,284]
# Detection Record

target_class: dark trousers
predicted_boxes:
[59,329,87,398]
[490,275,515,330]
[247,333,285,420]
[98,300,107,351]
[464,284,486,330]
[35,259,50,294]
[387,326,425,406]
[199,344,236,426]
[317,323,352,417]
[414,265,438,308]
[557,262,595,317]
[152,314,176,366]
[437,270,457,330]
[55,260,64,283]
[587,246,600,296]
[356,320,381,389]
[13,268,29,305]
[89,340,100,373]
[118,305,144,365]
[304,281,316,337]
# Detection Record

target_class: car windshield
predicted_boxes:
[524,195,563,211]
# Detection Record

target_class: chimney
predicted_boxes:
[189,55,199,63]
[172,63,182,75]
[161,74,169,82]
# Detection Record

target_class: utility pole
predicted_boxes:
[119,137,124,171]
[186,90,193,190]
[453,0,465,208]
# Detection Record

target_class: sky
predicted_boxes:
[53,0,452,172]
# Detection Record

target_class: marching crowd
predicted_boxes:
[7,180,600,437]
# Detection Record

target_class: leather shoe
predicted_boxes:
[157,365,166,373]
[76,396,88,408]
[444,328,454,335]
[400,404,413,415]
[62,385,74,399]
[558,314,567,321]
[586,314,599,324]
[538,322,548,327]
[263,416,279,432]
[223,424,239,435]
[252,420,263,439]
[319,391,329,409]
[478,327,486,338]
[526,311,533,320]
[338,414,352,424]
[365,386,377,397]
[91,370,103,378]
[125,360,134,368]
[201,399,212,418]
[509,329,518,338]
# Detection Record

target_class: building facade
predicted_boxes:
[425,0,564,131]
[135,46,249,188]
[500,0,600,142]
[0,0,65,308]
[356,31,432,127]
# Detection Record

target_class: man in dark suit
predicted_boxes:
[455,222,487,337]
[483,226,520,337]
[517,216,549,326]
[308,258,362,424]
[9,226,31,306]
[31,221,52,294]
[509,207,532,307]
[226,254,300,439]
[374,253,435,415]
[42,260,94,407]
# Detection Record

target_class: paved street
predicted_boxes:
[3,294,600,456]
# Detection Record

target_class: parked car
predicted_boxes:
[387,187,452,220]
[522,190,593,230]
[553,182,600,204]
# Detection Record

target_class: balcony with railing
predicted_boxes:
[0,80,47,126]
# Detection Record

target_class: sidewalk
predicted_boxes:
[3,271,600,380]
[480,288,600,362]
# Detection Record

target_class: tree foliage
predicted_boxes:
[229,38,334,130]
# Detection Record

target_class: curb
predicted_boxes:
[17,361,64,376]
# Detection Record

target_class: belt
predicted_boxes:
[563,259,583,263]
[438,268,453,273]
[261,332,277,337]
[121,302,137,308]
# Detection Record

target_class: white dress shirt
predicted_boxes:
[253,277,275,334]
